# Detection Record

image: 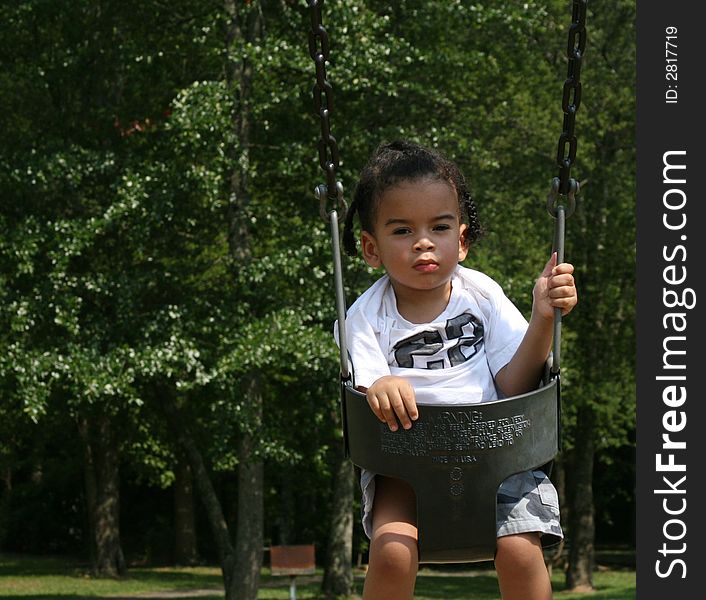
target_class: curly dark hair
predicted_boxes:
[343,140,483,256]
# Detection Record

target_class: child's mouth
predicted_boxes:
[414,260,439,272]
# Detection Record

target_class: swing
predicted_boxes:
[308,0,587,563]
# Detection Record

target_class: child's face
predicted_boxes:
[360,178,469,298]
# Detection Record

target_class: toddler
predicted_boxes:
[340,140,577,600]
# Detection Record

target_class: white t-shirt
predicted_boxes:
[340,265,528,405]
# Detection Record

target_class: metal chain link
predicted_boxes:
[552,0,587,206]
[308,0,346,221]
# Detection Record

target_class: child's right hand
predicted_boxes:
[365,376,418,431]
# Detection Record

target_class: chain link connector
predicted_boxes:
[546,177,578,219]
[316,181,347,222]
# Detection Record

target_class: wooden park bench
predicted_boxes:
[270,544,316,600]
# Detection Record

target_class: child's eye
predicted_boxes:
[392,227,411,235]
[433,224,451,232]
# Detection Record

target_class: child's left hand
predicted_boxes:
[532,253,577,320]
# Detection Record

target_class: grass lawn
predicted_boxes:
[0,554,635,599]
[0,554,221,598]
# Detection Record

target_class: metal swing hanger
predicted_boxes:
[307,0,350,382]
[547,0,587,375]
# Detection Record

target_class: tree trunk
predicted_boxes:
[159,392,237,598]
[231,376,264,600]
[566,405,596,591]
[174,457,199,565]
[78,415,126,577]
[321,455,355,598]
[223,0,259,261]
[79,418,98,567]
[0,468,12,548]
[275,467,295,545]
[546,457,566,577]
[222,5,264,600]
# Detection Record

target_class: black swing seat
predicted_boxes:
[341,376,560,564]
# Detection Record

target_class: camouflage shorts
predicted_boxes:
[496,469,563,547]
[360,468,563,547]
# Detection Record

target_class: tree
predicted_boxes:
[0,0,223,576]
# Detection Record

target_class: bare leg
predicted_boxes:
[495,533,553,600]
[362,476,418,600]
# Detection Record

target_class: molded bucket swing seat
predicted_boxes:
[341,377,560,563]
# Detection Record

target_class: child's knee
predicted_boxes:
[370,525,419,575]
[495,533,545,573]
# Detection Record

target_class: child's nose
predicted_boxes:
[414,236,435,251]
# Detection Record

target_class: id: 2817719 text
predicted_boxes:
[665,26,678,104]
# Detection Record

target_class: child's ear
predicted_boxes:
[458,223,470,261]
[361,231,382,268]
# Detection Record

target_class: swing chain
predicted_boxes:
[308,0,346,221]
[554,0,587,198]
